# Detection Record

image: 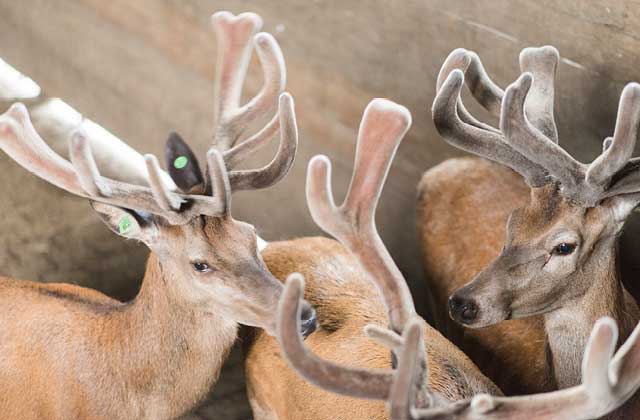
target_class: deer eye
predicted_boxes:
[552,242,576,256]
[192,261,212,273]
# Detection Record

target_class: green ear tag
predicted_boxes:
[119,215,132,235]
[174,156,189,169]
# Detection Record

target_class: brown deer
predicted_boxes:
[245,98,502,420]
[0,11,316,420]
[418,46,640,416]
[278,273,640,419]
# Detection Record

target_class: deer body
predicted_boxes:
[246,237,500,420]
[420,45,640,418]
[0,11,315,419]
[0,255,236,420]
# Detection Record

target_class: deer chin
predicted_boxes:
[461,307,511,329]
[508,297,566,320]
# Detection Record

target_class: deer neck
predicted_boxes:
[543,238,639,389]
[107,254,238,417]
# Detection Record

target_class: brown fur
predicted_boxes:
[245,236,501,420]
[0,213,286,420]
[417,157,550,394]
[417,157,640,419]
[0,255,235,419]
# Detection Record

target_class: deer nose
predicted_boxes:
[299,301,317,339]
[448,295,479,324]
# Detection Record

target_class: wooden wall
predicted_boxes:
[2,1,640,418]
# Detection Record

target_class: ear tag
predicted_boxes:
[119,215,133,234]
[174,156,189,169]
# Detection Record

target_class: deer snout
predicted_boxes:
[448,294,479,325]
[299,301,317,338]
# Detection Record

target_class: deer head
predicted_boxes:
[432,46,640,328]
[279,274,640,419]
[0,11,316,336]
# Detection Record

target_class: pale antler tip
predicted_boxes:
[446,48,472,66]
[143,153,159,165]
[436,49,471,90]
[593,316,618,336]
[365,98,412,130]
[6,101,29,118]
[621,81,640,100]
[279,91,294,109]
[516,71,534,89]
[447,68,465,85]
[254,31,276,48]
[210,10,263,31]
[520,45,560,63]
[69,127,89,147]
[286,271,305,287]
[470,393,496,414]
[308,154,331,173]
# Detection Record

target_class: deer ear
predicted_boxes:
[602,195,640,226]
[90,201,156,243]
[165,132,205,194]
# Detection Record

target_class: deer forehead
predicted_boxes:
[508,194,586,244]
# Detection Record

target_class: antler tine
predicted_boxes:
[222,111,279,168]
[0,58,41,100]
[207,149,231,215]
[388,320,426,420]
[68,128,189,223]
[608,317,640,401]
[587,83,640,190]
[519,46,560,143]
[435,49,501,134]
[227,92,297,191]
[234,32,286,126]
[364,324,404,354]
[276,273,394,400]
[464,51,505,117]
[210,12,285,151]
[144,154,181,211]
[410,317,640,420]
[30,98,177,191]
[433,70,549,187]
[1,104,232,223]
[306,99,415,333]
[1,103,84,195]
[501,73,587,201]
[69,130,107,197]
[211,11,262,148]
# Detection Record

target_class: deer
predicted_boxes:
[244,98,503,420]
[278,272,640,420]
[418,46,640,417]
[269,93,640,419]
[0,11,317,420]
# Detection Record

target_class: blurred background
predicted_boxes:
[2,1,640,418]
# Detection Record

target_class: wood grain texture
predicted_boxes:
[2,1,640,418]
